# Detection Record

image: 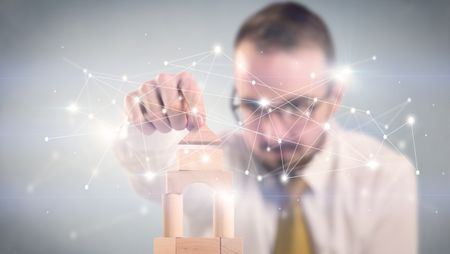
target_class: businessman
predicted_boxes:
[116,2,417,253]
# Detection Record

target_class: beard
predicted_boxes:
[257,132,327,173]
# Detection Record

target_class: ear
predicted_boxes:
[329,80,345,114]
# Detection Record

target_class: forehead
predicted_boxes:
[234,41,329,102]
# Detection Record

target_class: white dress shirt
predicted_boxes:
[115,122,417,254]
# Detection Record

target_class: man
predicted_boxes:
[116,2,417,253]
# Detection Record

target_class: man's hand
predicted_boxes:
[124,72,206,135]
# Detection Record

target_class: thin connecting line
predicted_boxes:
[58,46,420,192]
[410,125,419,172]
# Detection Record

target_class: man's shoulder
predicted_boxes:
[335,127,415,180]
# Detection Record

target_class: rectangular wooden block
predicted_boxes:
[154,237,176,254]
[166,170,232,194]
[154,237,242,254]
[177,237,221,254]
[221,238,243,254]
[176,146,224,171]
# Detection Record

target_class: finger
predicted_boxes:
[136,104,156,135]
[124,91,143,125]
[179,75,206,130]
[139,80,172,133]
[124,91,156,135]
[158,73,187,131]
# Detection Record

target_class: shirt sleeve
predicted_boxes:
[114,123,187,202]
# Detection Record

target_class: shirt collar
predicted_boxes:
[297,125,339,194]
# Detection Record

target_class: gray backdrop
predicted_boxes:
[1,0,449,253]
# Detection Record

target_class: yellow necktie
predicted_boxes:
[274,178,313,254]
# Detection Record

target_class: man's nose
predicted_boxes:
[259,113,291,144]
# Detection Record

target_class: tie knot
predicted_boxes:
[283,178,308,206]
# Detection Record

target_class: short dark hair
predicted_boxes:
[235,2,335,65]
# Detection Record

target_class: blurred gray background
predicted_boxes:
[1,0,449,253]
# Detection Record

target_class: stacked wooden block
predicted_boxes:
[154,126,243,254]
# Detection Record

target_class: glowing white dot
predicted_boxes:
[280,173,288,183]
[161,108,168,114]
[183,149,189,154]
[69,231,78,240]
[111,99,116,105]
[407,97,412,103]
[350,107,356,114]
[384,124,389,130]
[277,138,282,144]
[26,184,34,193]
[366,160,380,170]
[84,185,89,190]
[178,95,183,101]
[83,68,87,73]
[415,170,420,175]
[145,156,150,162]
[44,136,49,142]
[133,96,140,104]
[266,146,271,152]
[343,65,352,75]
[334,65,352,82]
[407,116,415,125]
[192,61,197,66]
[366,110,371,115]
[191,107,198,114]
[88,113,94,120]
[360,188,369,197]
[88,73,93,78]
[144,171,155,181]
[213,45,222,54]
[67,103,78,113]
[372,55,377,61]
[310,72,316,79]
[258,98,270,107]
[139,205,149,215]
[323,122,331,131]
[251,80,256,85]
[201,154,210,163]
[257,175,263,182]
[383,134,388,140]
[244,170,249,176]
[237,61,246,71]
[163,61,168,66]
[122,75,128,81]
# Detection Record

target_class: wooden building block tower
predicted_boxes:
[154,126,243,254]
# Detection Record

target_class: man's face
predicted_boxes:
[233,41,341,171]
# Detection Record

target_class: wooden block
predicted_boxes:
[177,146,224,171]
[166,170,233,194]
[163,193,183,237]
[154,237,242,254]
[221,238,243,254]
[177,237,221,254]
[154,237,176,254]
[179,126,222,145]
[213,192,235,238]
